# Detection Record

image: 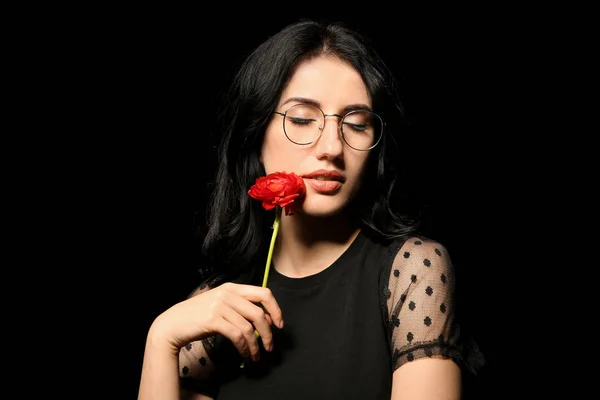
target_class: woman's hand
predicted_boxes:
[148,282,284,361]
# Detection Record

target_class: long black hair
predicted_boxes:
[199,19,420,280]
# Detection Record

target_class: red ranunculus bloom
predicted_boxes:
[248,171,306,215]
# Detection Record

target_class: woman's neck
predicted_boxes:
[272,212,360,278]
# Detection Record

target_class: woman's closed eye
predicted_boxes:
[287,116,317,126]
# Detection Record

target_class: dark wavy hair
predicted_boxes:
[199,19,420,280]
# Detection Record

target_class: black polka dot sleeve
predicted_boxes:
[384,237,470,372]
[177,282,219,396]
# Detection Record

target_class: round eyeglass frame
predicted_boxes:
[273,104,384,151]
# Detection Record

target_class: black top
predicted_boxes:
[179,232,484,399]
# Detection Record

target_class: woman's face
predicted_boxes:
[261,55,372,218]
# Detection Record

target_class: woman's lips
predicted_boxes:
[303,178,342,193]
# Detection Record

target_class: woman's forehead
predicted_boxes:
[281,56,370,108]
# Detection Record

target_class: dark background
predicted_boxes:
[90,7,547,398]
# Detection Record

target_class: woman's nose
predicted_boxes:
[315,116,343,160]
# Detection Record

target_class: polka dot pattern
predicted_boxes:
[177,284,216,381]
[385,237,460,371]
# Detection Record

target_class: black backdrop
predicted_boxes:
[106,8,532,399]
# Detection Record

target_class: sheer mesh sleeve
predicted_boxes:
[384,237,466,372]
[178,282,219,396]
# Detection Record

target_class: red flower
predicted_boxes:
[248,171,306,215]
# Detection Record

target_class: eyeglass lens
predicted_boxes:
[283,104,382,150]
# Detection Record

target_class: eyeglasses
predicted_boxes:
[273,104,384,151]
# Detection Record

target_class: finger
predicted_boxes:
[224,284,284,328]
[221,306,261,361]
[254,303,274,327]
[226,297,274,352]
[264,312,273,327]
[211,316,250,359]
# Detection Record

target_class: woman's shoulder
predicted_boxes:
[395,235,450,257]
[365,231,448,260]
[372,233,454,281]
[186,271,228,297]
[390,235,453,271]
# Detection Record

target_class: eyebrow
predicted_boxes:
[280,97,372,113]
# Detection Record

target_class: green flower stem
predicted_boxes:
[241,206,281,368]
[262,206,281,288]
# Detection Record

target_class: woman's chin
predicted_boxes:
[292,199,350,219]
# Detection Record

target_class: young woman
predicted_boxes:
[138,19,483,400]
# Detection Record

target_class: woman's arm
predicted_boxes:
[137,283,284,400]
[391,358,461,399]
[138,317,186,400]
[384,237,466,399]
